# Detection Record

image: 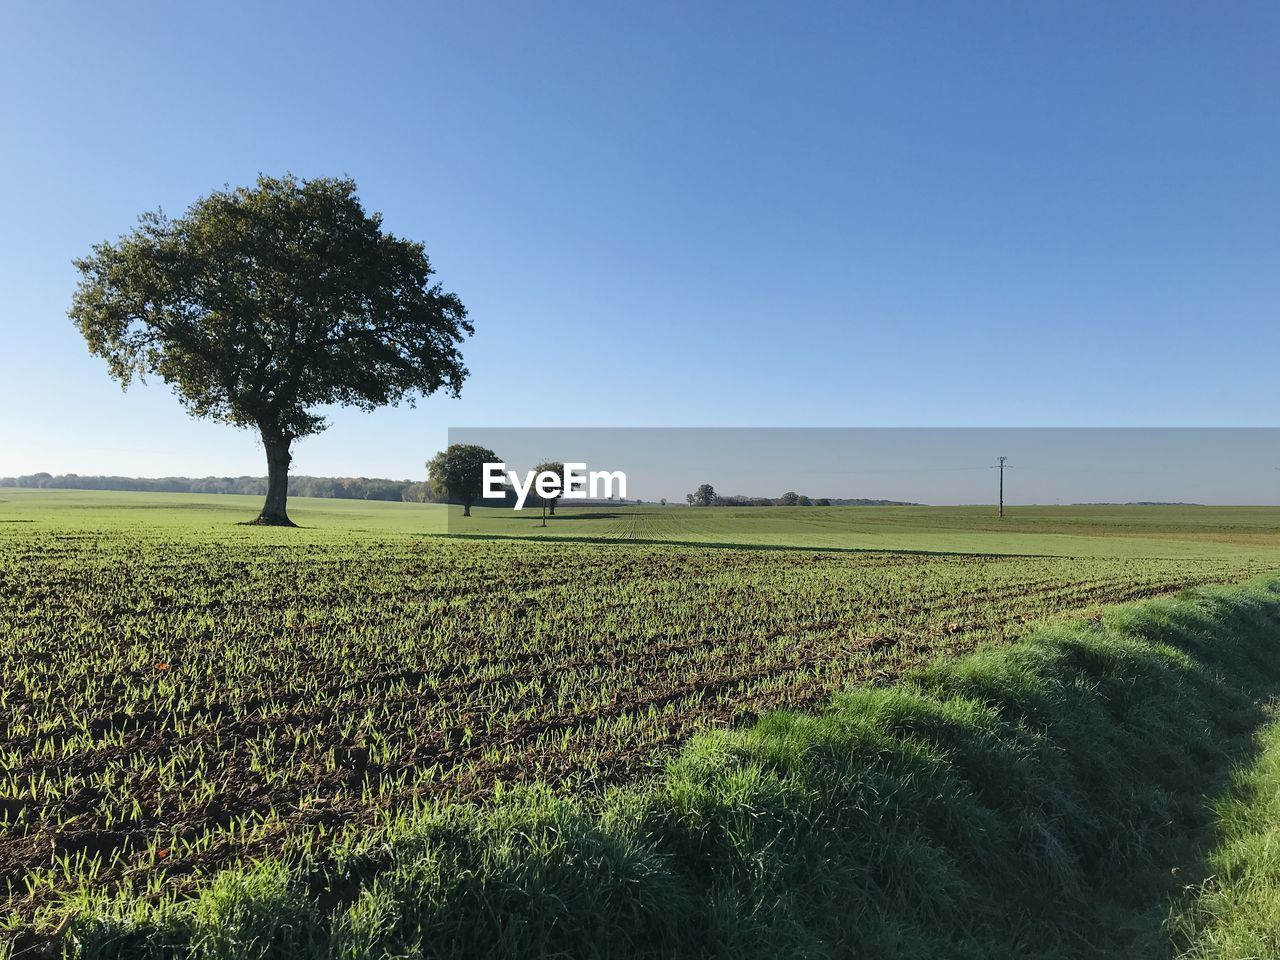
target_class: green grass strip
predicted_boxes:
[42,577,1280,959]
[1170,701,1280,958]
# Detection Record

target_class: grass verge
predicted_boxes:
[18,577,1280,959]
[1169,700,1280,958]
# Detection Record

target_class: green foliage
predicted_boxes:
[530,461,566,513]
[686,483,716,506]
[70,173,471,439]
[69,173,471,522]
[46,578,1280,958]
[426,444,500,514]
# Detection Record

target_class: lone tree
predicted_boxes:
[687,483,716,507]
[532,461,566,516]
[427,444,500,517]
[69,174,471,526]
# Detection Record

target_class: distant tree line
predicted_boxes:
[1,460,642,511]
[3,471,912,509]
[1,473,435,503]
[686,483,915,507]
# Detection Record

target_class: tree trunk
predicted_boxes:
[548,499,556,516]
[462,501,471,517]
[254,429,296,526]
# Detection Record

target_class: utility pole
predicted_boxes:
[992,456,1009,518]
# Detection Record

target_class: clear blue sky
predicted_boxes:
[2,1,1277,483]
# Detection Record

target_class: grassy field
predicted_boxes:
[5,487,1280,556]
[2,490,1279,946]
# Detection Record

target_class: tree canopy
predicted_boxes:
[532,461,566,515]
[69,173,471,525]
[427,444,500,517]
[687,483,717,507]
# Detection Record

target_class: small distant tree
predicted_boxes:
[779,491,800,506]
[69,174,471,525]
[427,444,499,517]
[532,461,566,516]
[796,494,812,506]
[660,498,667,507]
[687,483,717,507]
[815,497,831,507]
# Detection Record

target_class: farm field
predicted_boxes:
[5,487,1280,556]
[2,490,1279,928]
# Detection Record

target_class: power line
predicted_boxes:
[991,457,1010,517]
